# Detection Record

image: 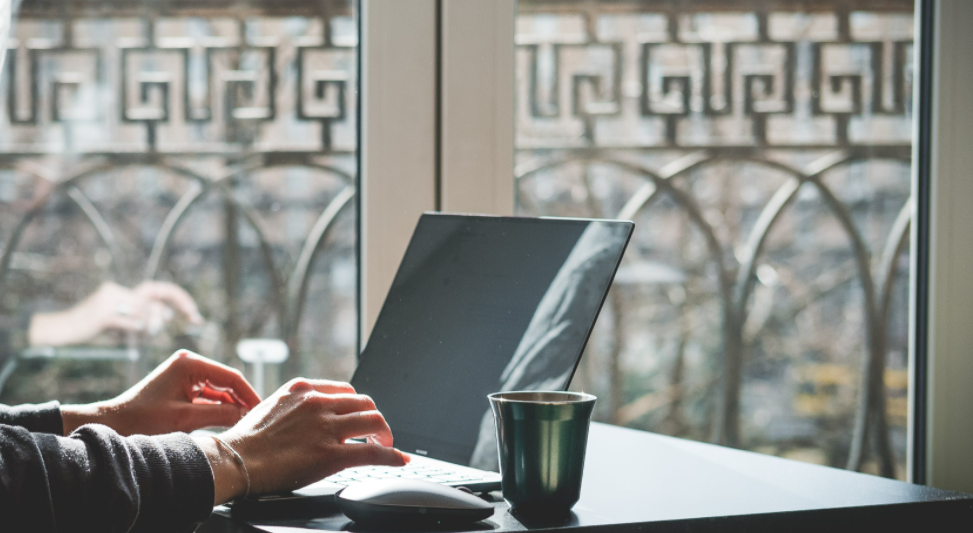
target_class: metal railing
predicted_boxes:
[515,0,914,477]
[0,0,360,394]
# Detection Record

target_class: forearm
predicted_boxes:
[27,309,100,348]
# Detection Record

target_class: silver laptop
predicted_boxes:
[238,213,633,510]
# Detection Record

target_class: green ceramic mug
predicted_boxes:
[488,391,597,513]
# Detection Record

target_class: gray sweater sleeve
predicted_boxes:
[0,401,65,434]
[0,404,215,532]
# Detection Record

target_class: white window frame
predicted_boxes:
[360,0,973,491]
[359,0,513,339]
[359,0,438,339]
[916,0,973,493]
[438,0,515,217]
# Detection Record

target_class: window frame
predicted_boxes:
[913,0,973,492]
[358,0,439,342]
[358,0,514,342]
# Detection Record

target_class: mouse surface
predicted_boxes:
[336,479,494,526]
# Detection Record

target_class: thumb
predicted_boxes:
[184,403,247,431]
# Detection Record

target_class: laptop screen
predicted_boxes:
[352,214,633,469]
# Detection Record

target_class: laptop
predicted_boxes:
[237,213,633,511]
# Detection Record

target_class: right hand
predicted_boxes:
[197,378,409,504]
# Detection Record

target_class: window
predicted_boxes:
[514,0,915,479]
[4,0,972,491]
[0,1,360,402]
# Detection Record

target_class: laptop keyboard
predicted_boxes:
[324,456,487,487]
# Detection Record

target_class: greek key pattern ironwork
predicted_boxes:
[517,1,913,148]
[3,3,356,154]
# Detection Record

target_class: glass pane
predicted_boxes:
[516,0,914,479]
[0,1,359,404]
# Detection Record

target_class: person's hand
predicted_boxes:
[28,280,204,347]
[193,378,410,505]
[61,350,261,436]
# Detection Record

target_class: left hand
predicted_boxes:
[28,281,204,347]
[61,350,261,436]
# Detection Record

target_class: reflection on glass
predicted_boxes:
[470,222,630,470]
[516,0,914,479]
[353,215,631,467]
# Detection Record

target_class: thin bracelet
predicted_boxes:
[211,435,251,499]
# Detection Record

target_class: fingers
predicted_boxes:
[92,283,139,333]
[316,394,377,416]
[95,281,128,299]
[336,443,409,472]
[196,383,242,405]
[92,281,202,340]
[334,410,394,447]
[101,313,145,333]
[286,378,355,395]
[184,403,247,431]
[176,350,262,409]
[136,281,203,324]
[147,300,175,334]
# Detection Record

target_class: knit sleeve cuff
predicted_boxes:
[0,400,64,435]
[128,432,216,531]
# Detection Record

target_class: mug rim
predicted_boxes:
[488,390,596,404]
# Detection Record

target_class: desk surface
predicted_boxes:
[199,422,973,532]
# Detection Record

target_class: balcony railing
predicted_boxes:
[515,0,914,478]
[0,0,361,398]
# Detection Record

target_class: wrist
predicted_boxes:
[28,311,61,347]
[60,403,108,435]
[194,434,249,506]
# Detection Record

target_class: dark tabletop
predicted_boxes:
[198,422,973,532]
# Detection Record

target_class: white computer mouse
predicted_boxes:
[335,479,494,526]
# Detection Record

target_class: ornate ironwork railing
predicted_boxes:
[0,1,360,397]
[515,0,914,478]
